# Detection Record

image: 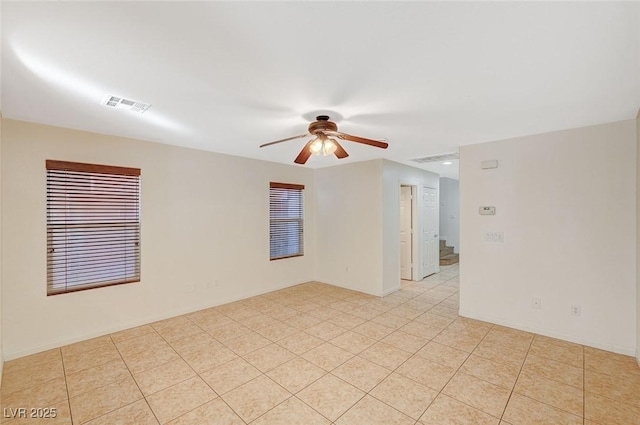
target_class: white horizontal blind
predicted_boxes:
[46,160,141,295]
[270,182,304,260]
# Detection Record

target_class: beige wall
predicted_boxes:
[382,160,440,294]
[3,116,638,361]
[1,119,316,359]
[314,159,440,297]
[314,160,384,295]
[0,111,3,381]
[460,119,637,355]
[637,109,640,365]
[0,0,3,382]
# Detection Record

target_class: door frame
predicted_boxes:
[400,184,419,281]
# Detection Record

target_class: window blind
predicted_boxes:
[269,182,304,260]
[46,160,141,295]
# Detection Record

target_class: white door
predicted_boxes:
[400,186,413,280]
[422,186,438,277]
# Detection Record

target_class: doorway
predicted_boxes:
[400,185,414,280]
[422,186,438,277]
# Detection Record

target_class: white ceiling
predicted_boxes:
[2,2,639,180]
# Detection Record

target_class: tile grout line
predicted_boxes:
[329,275,470,423]
[390,274,532,422]
[497,330,535,424]
[583,345,586,425]
[64,337,159,425]
[109,334,162,425]
[146,320,244,425]
[508,336,590,422]
[373,271,470,423]
[233,272,459,424]
[174,328,254,424]
[123,324,213,424]
[21,265,637,425]
[424,319,493,421]
[183,306,332,425]
[407,275,595,423]
[59,349,75,425]
[4,273,457,425]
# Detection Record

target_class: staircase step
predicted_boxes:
[439,240,446,249]
[440,253,459,266]
[440,246,454,257]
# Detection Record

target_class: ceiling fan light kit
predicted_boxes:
[259,115,388,164]
[309,134,338,156]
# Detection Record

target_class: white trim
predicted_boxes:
[383,285,401,296]
[3,279,309,361]
[459,308,636,356]
[315,280,383,297]
[399,184,418,282]
[411,185,420,280]
[422,185,439,278]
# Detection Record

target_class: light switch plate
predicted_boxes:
[484,231,504,242]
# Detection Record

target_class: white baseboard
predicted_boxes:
[459,308,636,357]
[314,280,383,297]
[3,279,310,361]
[382,285,401,296]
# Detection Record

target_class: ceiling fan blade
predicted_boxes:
[333,140,349,159]
[260,133,309,148]
[294,140,315,164]
[327,131,389,149]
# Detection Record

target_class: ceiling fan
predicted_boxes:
[259,115,388,164]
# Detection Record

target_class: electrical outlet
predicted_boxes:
[532,297,541,310]
[571,305,581,316]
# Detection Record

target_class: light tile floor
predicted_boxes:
[2,264,640,424]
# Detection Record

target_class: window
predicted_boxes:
[269,182,304,260]
[46,160,141,295]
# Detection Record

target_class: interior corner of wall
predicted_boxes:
[382,285,399,297]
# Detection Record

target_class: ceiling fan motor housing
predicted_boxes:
[259,114,386,165]
[308,116,338,134]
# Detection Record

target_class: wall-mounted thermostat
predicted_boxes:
[479,206,496,215]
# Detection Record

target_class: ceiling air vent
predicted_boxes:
[411,152,459,163]
[102,95,151,113]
